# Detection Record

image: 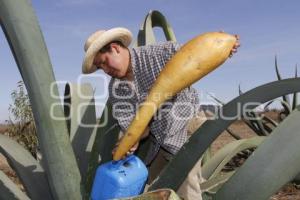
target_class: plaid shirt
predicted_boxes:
[108,41,200,164]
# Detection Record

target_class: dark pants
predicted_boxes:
[147,147,173,183]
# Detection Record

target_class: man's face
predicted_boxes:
[93,44,128,78]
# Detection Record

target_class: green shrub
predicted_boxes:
[6,81,38,157]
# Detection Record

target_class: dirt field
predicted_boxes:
[0,115,300,199]
[0,124,8,134]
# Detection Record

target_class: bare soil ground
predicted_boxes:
[0,124,8,134]
[0,112,299,199]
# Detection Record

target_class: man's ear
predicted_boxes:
[110,43,121,53]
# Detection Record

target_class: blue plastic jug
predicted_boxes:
[91,155,148,200]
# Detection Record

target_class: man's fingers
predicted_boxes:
[130,146,137,151]
[227,34,240,59]
[112,137,140,157]
[234,43,240,48]
[234,34,240,40]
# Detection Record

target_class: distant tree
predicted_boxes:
[6,81,38,157]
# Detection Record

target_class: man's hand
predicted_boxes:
[219,31,240,58]
[229,34,240,58]
[112,139,139,159]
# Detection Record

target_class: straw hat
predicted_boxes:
[82,27,133,74]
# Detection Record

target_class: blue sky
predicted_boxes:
[1,0,300,122]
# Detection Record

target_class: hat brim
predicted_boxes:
[82,27,132,74]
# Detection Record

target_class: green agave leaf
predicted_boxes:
[264,98,292,117]
[279,100,292,121]
[264,100,274,110]
[238,84,243,96]
[261,115,278,128]
[207,93,225,105]
[275,56,291,106]
[135,10,177,47]
[225,128,241,140]
[242,118,260,134]
[201,147,212,166]
[0,170,30,200]
[244,111,275,136]
[259,114,278,136]
[84,101,120,199]
[201,171,235,194]
[64,83,97,181]
[202,137,265,180]
[205,94,242,140]
[214,105,300,200]
[292,65,298,110]
[243,111,265,136]
[264,99,292,124]
[249,112,268,135]
[275,55,282,81]
[0,134,53,200]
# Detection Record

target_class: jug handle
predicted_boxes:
[111,155,136,169]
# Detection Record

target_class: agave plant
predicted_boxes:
[195,57,300,194]
[236,56,299,137]
[1,0,300,200]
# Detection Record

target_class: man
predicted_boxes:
[82,27,240,199]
